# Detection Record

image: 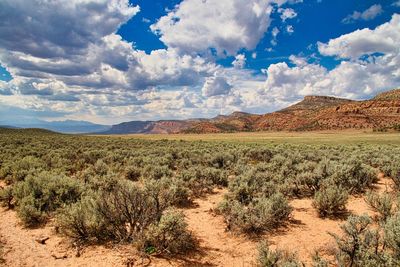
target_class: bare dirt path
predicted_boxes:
[181,188,258,267]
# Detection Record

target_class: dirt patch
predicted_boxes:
[0,208,133,267]
[0,177,394,267]
[181,188,258,266]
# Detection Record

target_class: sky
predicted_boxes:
[0,0,399,125]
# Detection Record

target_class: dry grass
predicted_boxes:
[96,130,400,145]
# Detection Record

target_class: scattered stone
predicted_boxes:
[51,254,68,260]
[124,257,135,267]
[35,236,50,245]
[73,241,82,257]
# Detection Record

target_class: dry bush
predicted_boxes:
[219,193,292,233]
[330,215,395,266]
[385,212,400,259]
[144,209,195,255]
[313,185,348,218]
[365,191,394,222]
[257,241,302,267]
[12,172,82,226]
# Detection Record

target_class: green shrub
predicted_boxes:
[365,191,394,222]
[56,196,100,241]
[0,186,13,209]
[58,184,196,255]
[311,251,328,267]
[143,165,172,180]
[313,185,348,217]
[178,167,214,196]
[257,241,302,267]
[144,209,195,255]
[12,172,82,226]
[58,179,174,242]
[10,156,46,183]
[219,193,292,233]
[93,159,109,177]
[94,181,162,241]
[166,178,191,206]
[228,170,277,205]
[124,165,141,181]
[385,212,400,258]
[330,215,389,267]
[246,148,273,162]
[389,165,400,191]
[330,160,376,193]
[209,152,234,169]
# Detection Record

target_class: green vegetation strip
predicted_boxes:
[1,128,400,266]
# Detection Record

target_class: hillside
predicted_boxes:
[373,88,400,101]
[0,120,110,134]
[280,95,354,113]
[97,89,400,134]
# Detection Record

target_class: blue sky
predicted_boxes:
[0,0,399,124]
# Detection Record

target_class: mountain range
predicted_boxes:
[100,88,400,134]
[0,120,111,134]
[3,89,400,134]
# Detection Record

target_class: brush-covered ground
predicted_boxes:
[1,128,400,266]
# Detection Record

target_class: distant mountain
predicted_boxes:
[5,89,399,135]
[0,120,111,134]
[280,95,354,113]
[99,121,153,134]
[0,125,19,129]
[99,88,400,134]
[98,120,200,134]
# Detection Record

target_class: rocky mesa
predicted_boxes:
[99,89,400,134]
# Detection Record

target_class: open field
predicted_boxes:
[1,128,400,266]
[101,130,400,145]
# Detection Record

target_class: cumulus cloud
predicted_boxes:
[232,54,247,69]
[0,0,219,104]
[319,14,400,59]
[278,8,297,22]
[202,76,232,97]
[262,14,400,101]
[0,0,139,58]
[128,49,217,90]
[271,27,280,46]
[342,4,383,24]
[1,0,397,124]
[286,25,294,34]
[150,0,289,56]
[0,80,12,95]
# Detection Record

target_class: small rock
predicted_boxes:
[35,236,50,244]
[51,254,68,260]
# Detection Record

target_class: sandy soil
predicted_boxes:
[0,177,393,267]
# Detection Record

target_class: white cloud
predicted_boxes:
[0,0,396,124]
[150,0,288,56]
[0,0,228,122]
[286,25,294,34]
[271,27,280,46]
[342,4,383,24]
[262,15,400,101]
[0,1,219,102]
[0,0,139,58]
[202,75,232,97]
[232,54,246,69]
[278,8,297,22]
[319,14,400,59]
